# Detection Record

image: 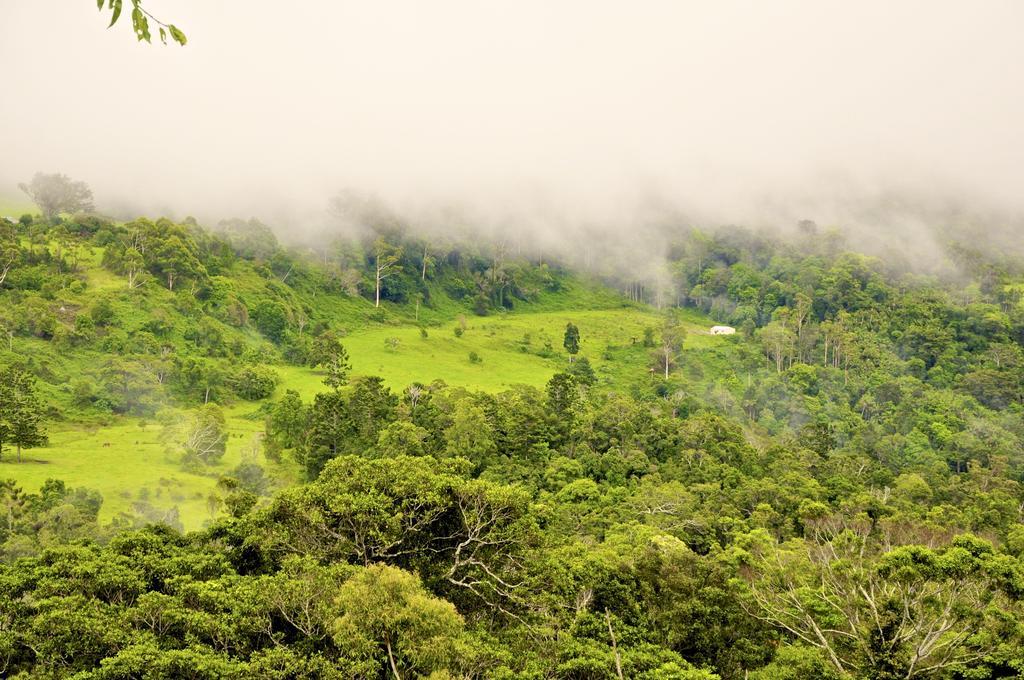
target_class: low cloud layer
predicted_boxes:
[2,1,1023,258]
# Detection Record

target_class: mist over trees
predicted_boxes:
[19,172,94,221]
[3,3,1024,677]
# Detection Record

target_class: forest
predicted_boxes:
[1,175,1024,679]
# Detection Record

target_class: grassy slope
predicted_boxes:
[1,247,739,529]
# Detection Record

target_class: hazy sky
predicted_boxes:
[2,1,1023,232]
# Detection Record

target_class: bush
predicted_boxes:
[468,351,482,364]
[233,365,279,400]
[252,300,289,342]
[89,298,117,327]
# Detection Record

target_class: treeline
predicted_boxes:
[3,363,1024,678]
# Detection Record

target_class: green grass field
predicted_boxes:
[1,228,745,529]
[1,411,300,529]
[4,305,738,529]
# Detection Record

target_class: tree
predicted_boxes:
[372,238,402,308]
[150,234,202,291]
[566,356,597,386]
[19,173,94,220]
[122,246,145,289]
[182,404,228,465]
[97,0,187,46]
[377,421,429,458]
[309,331,351,389]
[232,365,279,400]
[0,367,48,463]
[268,389,308,451]
[760,320,796,373]
[0,221,19,287]
[563,322,580,363]
[743,522,1016,679]
[252,300,290,343]
[346,376,399,452]
[655,322,686,379]
[546,372,580,422]
[333,564,463,679]
[174,356,227,404]
[444,402,496,464]
[303,390,349,477]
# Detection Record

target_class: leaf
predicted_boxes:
[159,26,167,45]
[108,0,122,27]
[168,24,187,46]
[97,0,104,10]
[131,7,151,43]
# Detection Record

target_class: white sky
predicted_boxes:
[1,1,1023,232]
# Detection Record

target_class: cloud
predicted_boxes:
[2,0,1022,258]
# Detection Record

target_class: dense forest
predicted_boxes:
[2,196,1024,679]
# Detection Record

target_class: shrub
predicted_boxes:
[233,365,279,400]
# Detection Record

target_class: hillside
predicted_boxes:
[2,208,1024,679]
[0,211,745,527]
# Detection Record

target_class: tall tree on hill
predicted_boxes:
[309,331,351,389]
[151,234,202,291]
[0,367,48,463]
[563,322,580,363]
[373,238,402,308]
[655,321,686,379]
[19,173,94,221]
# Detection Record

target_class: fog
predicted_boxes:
[2,1,1023,262]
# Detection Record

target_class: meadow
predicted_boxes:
[0,200,743,529]
[5,297,733,529]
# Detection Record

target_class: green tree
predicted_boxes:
[566,355,597,386]
[252,300,290,343]
[563,322,581,363]
[655,322,686,379]
[268,389,307,451]
[443,401,496,465]
[232,364,279,400]
[0,367,48,463]
[151,234,203,291]
[377,421,429,458]
[347,376,399,452]
[303,389,349,477]
[333,564,463,679]
[744,524,1016,679]
[309,331,351,389]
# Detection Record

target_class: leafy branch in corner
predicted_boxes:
[97,0,187,46]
